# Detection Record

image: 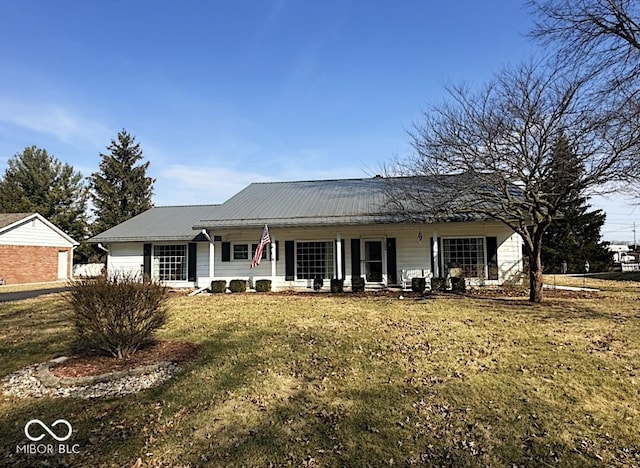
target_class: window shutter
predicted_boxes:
[486,236,498,280]
[351,239,361,277]
[143,243,152,278]
[221,242,231,262]
[386,238,397,285]
[188,243,197,281]
[275,241,279,261]
[285,241,295,281]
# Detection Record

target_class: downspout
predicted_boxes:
[97,243,110,273]
[201,229,215,280]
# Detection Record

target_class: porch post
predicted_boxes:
[271,237,277,284]
[432,232,439,277]
[336,234,343,280]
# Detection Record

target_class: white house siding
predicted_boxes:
[107,242,144,277]
[210,221,523,290]
[108,241,214,288]
[0,217,74,247]
[103,222,523,290]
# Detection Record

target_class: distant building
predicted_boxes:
[0,213,78,285]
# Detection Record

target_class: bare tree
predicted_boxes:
[385,63,639,302]
[528,0,640,197]
[528,0,640,87]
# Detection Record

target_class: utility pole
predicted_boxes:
[633,222,637,249]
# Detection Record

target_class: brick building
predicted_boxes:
[0,213,78,285]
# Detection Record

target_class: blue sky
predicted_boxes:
[0,0,637,242]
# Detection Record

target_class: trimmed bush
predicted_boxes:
[210,280,227,293]
[451,277,466,293]
[255,279,272,292]
[67,273,169,359]
[351,276,365,292]
[313,277,324,291]
[411,277,426,293]
[229,279,247,293]
[431,277,448,292]
[330,279,344,293]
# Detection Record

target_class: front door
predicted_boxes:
[364,240,383,283]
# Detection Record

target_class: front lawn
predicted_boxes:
[1,277,639,466]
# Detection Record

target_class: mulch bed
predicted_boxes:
[50,341,202,378]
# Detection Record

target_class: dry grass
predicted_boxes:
[1,276,639,466]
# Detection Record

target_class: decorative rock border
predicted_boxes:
[2,356,184,399]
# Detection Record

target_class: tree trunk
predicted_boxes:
[528,242,544,303]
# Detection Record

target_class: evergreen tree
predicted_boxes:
[541,135,612,272]
[90,130,154,234]
[542,202,612,273]
[0,146,90,260]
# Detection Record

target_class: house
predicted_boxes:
[90,177,524,290]
[0,213,79,285]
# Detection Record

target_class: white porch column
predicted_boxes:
[336,234,343,280]
[271,237,277,284]
[209,240,215,279]
[432,232,439,277]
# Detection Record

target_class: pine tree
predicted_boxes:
[543,202,612,272]
[0,146,89,259]
[541,135,612,272]
[90,130,154,234]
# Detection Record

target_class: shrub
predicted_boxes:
[330,279,344,293]
[313,277,324,291]
[255,279,271,292]
[451,277,466,293]
[210,280,227,293]
[67,273,169,359]
[351,276,365,292]
[229,279,247,293]
[431,277,448,292]
[411,277,426,293]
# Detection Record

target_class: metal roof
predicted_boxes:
[193,177,401,229]
[90,205,221,243]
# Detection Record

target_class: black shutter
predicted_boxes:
[188,243,197,282]
[351,239,361,277]
[285,241,295,280]
[221,242,231,262]
[143,243,152,278]
[438,237,442,277]
[275,241,279,261]
[486,236,498,280]
[386,238,397,285]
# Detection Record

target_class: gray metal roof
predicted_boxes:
[90,205,221,243]
[194,177,401,229]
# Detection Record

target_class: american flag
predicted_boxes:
[250,225,271,268]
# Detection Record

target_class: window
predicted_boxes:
[233,244,249,260]
[442,238,485,278]
[153,245,187,281]
[296,241,334,279]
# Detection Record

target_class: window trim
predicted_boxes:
[152,244,188,281]
[232,243,249,261]
[440,236,487,279]
[295,239,335,280]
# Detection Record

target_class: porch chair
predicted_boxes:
[401,269,426,290]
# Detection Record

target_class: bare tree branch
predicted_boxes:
[384,62,640,302]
